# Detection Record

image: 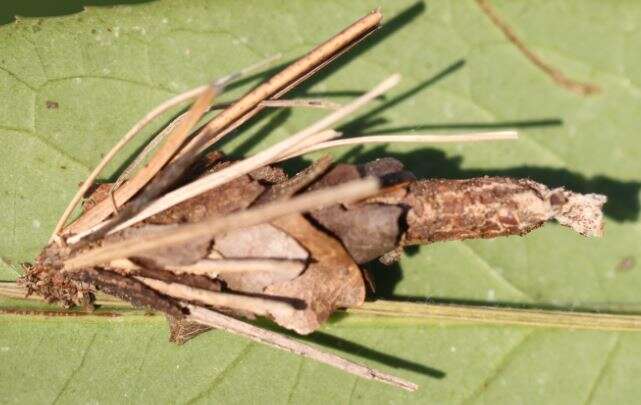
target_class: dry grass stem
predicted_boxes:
[281,130,518,160]
[167,259,305,277]
[351,300,641,332]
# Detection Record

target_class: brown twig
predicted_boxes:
[476,0,600,96]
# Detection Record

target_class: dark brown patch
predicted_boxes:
[311,203,403,264]
[45,100,59,109]
[69,268,185,318]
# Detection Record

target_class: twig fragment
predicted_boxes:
[137,277,296,318]
[167,259,305,277]
[187,305,418,392]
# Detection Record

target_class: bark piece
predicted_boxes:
[401,177,606,245]
[360,157,416,186]
[82,183,113,212]
[249,165,289,184]
[308,163,361,190]
[304,158,410,263]
[69,268,185,318]
[256,155,333,204]
[308,158,413,191]
[19,243,91,308]
[146,172,264,225]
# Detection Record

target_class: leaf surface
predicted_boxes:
[1,1,641,403]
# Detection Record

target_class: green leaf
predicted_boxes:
[2,0,641,403]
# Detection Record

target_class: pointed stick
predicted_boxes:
[80,75,398,237]
[260,99,341,110]
[108,115,186,205]
[210,99,341,111]
[104,259,304,279]
[186,305,418,392]
[186,10,382,155]
[281,131,519,160]
[136,277,296,318]
[64,10,382,236]
[63,178,379,269]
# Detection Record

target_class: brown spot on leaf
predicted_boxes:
[616,256,636,272]
[45,100,59,109]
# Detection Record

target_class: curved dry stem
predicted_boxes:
[50,85,209,240]
[280,131,518,160]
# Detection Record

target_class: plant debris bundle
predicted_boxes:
[17,9,607,391]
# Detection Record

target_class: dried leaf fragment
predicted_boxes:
[268,214,366,334]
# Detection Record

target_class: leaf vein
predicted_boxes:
[583,333,621,405]
[51,331,98,405]
[460,330,534,405]
[185,342,254,404]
